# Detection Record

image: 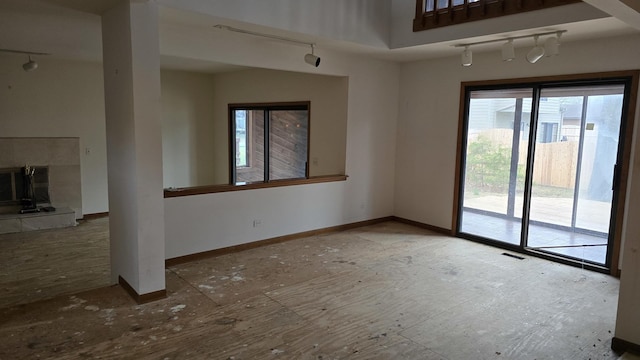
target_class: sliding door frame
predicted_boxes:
[452,71,639,276]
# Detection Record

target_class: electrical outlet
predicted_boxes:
[253,219,262,227]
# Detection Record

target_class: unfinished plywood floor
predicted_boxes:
[0,217,110,309]
[0,221,621,359]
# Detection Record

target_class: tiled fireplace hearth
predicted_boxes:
[0,138,82,234]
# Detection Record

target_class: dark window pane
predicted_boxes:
[269,110,308,180]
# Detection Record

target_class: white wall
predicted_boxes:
[161,68,348,187]
[0,54,108,215]
[395,33,640,229]
[210,68,348,184]
[159,0,390,49]
[395,33,640,345]
[161,69,216,188]
[162,23,399,259]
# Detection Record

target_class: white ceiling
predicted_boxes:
[0,0,637,71]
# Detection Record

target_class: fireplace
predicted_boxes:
[0,137,82,234]
[0,166,51,214]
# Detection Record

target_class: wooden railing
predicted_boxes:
[414,0,582,32]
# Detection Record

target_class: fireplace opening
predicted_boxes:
[0,166,51,214]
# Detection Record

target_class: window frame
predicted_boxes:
[228,101,311,185]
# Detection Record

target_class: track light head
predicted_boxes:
[461,46,472,67]
[544,32,561,57]
[526,36,545,64]
[501,39,515,62]
[304,53,320,67]
[22,55,38,72]
[304,44,320,67]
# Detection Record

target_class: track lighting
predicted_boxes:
[214,25,321,68]
[544,31,562,57]
[461,46,472,67]
[454,30,566,66]
[501,40,515,62]
[304,45,321,67]
[526,36,545,64]
[0,48,50,72]
[23,55,38,72]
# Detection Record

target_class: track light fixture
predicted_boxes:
[23,55,38,72]
[526,36,545,64]
[544,31,562,57]
[454,30,566,66]
[0,48,50,72]
[214,25,321,68]
[304,45,320,67]
[501,40,515,62]
[461,46,472,67]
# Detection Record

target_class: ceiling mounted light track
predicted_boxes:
[214,25,321,68]
[0,48,51,72]
[454,30,566,67]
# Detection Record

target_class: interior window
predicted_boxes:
[230,102,309,185]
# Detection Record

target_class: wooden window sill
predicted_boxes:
[164,175,348,198]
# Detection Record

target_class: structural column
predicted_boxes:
[101,0,165,302]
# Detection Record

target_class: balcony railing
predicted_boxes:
[414,0,582,32]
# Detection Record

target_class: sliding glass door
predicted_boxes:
[526,85,624,265]
[459,88,532,246]
[457,76,632,270]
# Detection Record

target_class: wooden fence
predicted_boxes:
[470,129,579,189]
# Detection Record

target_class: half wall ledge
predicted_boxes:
[163,175,348,198]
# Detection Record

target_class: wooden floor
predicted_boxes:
[0,217,110,309]
[0,220,622,359]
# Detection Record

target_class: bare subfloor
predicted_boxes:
[0,221,622,359]
[0,217,110,309]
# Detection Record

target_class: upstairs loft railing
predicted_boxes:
[414,0,582,32]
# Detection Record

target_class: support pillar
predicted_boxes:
[101,0,165,302]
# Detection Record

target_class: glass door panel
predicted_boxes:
[459,89,532,245]
[528,96,582,229]
[574,92,623,234]
[526,85,624,265]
